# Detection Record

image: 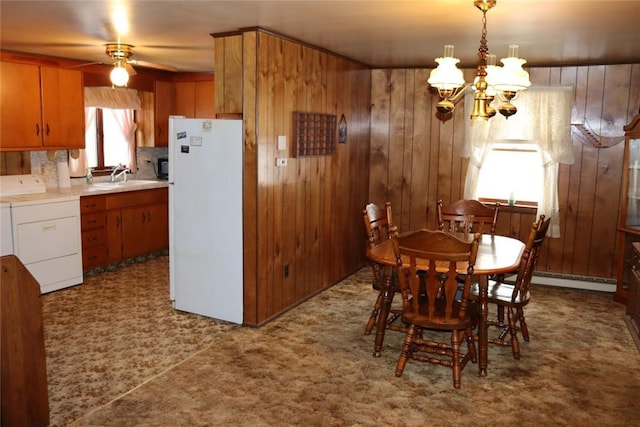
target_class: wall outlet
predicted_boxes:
[276,158,287,167]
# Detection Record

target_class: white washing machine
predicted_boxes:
[0,174,83,293]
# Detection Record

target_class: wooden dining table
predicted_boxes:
[366,230,525,377]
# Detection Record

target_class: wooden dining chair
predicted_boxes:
[437,199,500,235]
[469,215,551,359]
[437,199,500,285]
[391,228,481,389]
[362,202,404,337]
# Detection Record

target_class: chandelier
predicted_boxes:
[428,0,530,120]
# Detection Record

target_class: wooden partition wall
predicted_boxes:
[214,29,371,325]
[370,64,640,280]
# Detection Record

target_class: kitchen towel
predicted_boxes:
[57,162,72,188]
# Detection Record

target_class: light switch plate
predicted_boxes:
[277,135,287,151]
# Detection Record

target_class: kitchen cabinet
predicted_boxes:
[617,114,640,303]
[174,80,215,118]
[80,195,108,269]
[626,243,640,351]
[137,82,174,147]
[0,61,84,151]
[121,203,168,258]
[105,188,169,263]
[153,80,174,147]
[80,188,168,270]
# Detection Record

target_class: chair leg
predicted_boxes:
[364,290,383,335]
[517,307,530,341]
[507,308,521,359]
[497,305,506,325]
[451,329,462,389]
[465,326,477,363]
[395,324,415,377]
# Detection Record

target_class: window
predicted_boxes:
[475,141,543,206]
[85,107,134,171]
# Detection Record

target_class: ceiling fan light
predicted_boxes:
[110,64,129,87]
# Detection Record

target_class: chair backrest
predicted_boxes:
[437,199,499,235]
[363,202,394,248]
[511,215,551,302]
[391,228,480,322]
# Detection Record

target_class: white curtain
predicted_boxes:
[462,86,575,237]
[69,108,94,177]
[103,108,137,172]
[69,87,141,176]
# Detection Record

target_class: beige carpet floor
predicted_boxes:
[42,256,640,426]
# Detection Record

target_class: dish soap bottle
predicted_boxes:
[86,168,93,184]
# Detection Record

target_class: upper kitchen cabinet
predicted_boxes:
[174,75,215,118]
[0,61,84,151]
[136,80,174,147]
[154,80,174,147]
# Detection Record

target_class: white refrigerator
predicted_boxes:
[168,117,243,324]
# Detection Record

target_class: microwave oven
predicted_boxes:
[157,157,169,179]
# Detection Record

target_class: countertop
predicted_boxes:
[51,179,169,197]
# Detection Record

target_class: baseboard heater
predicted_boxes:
[504,271,616,293]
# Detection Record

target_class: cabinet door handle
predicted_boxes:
[46,123,50,136]
[35,124,40,136]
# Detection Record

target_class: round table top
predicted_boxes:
[366,231,525,275]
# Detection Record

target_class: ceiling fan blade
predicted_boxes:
[128,59,177,72]
[66,61,104,69]
[124,62,137,76]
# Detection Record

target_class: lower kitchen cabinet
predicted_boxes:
[106,209,124,264]
[120,203,169,259]
[80,187,168,270]
[80,195,108,269]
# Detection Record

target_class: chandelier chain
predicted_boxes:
[478,11,489,71]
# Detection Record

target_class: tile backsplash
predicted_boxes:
[30,147,168,188]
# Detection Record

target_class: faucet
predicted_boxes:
[110,164,130,182]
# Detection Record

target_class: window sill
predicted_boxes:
[481,200,537,214]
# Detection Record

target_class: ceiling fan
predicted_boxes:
[105,42,177,87]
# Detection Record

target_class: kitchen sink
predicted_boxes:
[91,180,162,188]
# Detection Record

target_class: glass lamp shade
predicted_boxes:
[110,64,129,87]
[428,57,465,92]
[494,46,530,92]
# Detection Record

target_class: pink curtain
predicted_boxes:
[68,108,94,177]
[69,87,141,177]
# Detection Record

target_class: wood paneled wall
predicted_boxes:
[370,64,640,280]
[214,29,371,325]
